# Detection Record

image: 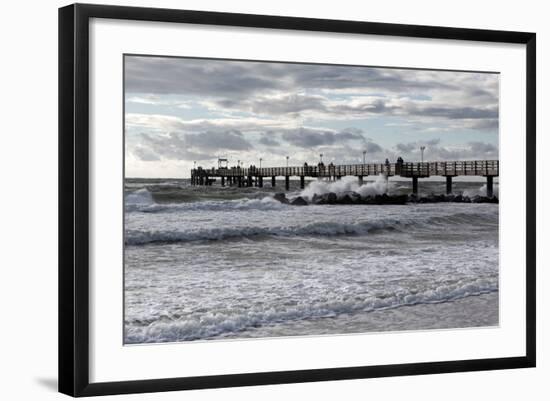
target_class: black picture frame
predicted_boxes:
[59,3,536,397]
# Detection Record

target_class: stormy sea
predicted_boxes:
[124,176,499,344]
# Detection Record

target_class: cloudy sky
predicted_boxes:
[124,55,499,178]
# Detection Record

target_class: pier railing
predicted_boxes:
[190,159,498,197]
[210,163,393,178]
[192,160,499,179]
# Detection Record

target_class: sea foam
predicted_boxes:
[300,174,391,199]
[125,278,498,343]
[126,190,288,213]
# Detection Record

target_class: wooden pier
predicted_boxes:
[191,160,499,197]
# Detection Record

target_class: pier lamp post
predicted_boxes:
[320,153,323,163]
[259,158,262,169]
[237,159,240,168]
[286,156,289,167]
[420,146,426,162]
[362,150,366,165]
[193,161,196,169]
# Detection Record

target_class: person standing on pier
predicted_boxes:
[396,156,404,175]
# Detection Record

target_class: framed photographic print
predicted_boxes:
[58,3,536,397]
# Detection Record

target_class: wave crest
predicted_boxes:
[300,175,391,199]
[125,210,496,245]
[126,191,288,213]
[125,279,498,343]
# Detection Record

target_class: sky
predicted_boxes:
[124,55,499,178]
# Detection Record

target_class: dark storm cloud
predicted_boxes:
[395,142,415,153]
[408,106,498,120]
[468,141,498,155]
[131,136,212,161]
[125,56,463,97]
[258,133,280,146]
[393,139,497,161]
[281,128,365,148]
[126,56,499,132]
[132,131,251,162]
[365,142,383,153]
[184,130,252,151]
[466,119,499,130]
[331,98,399,115]
[280,64,459,93]
[249,94,326,115]
[210,94,498,127]
[125,57,280,97]
[132,145,161,161]
[329,100,497,121]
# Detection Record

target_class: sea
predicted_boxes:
[124,176,499,344]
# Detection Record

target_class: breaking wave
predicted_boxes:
[125,188,153,207]
[300,174,391,199]
[126,190,287,213]
[125,279,498,343]
[125,210,497,245]
[463,183,500,198]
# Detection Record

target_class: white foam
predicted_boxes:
[125,188,153,205]
[126,196,289,214]
[125,279,498,343]
[124,220,389,245]
[300,175,392,199]
[463,183,500,198]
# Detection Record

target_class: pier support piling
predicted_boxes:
[221,176,225,187]
[358,175,363,185]
[412,177,418,195]
[247,176,253,187]
[486,176,494,198]
[285,176,290,191]
[237,176,242,188]
[258,176,263,188]
[446,176,453,195]
[300,176,305,189]
[272,176,276,187]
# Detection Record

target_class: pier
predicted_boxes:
[191,160,499,197]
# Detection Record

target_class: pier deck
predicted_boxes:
[191,160,499,197]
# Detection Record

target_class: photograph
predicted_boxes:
[123,55,500,344]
